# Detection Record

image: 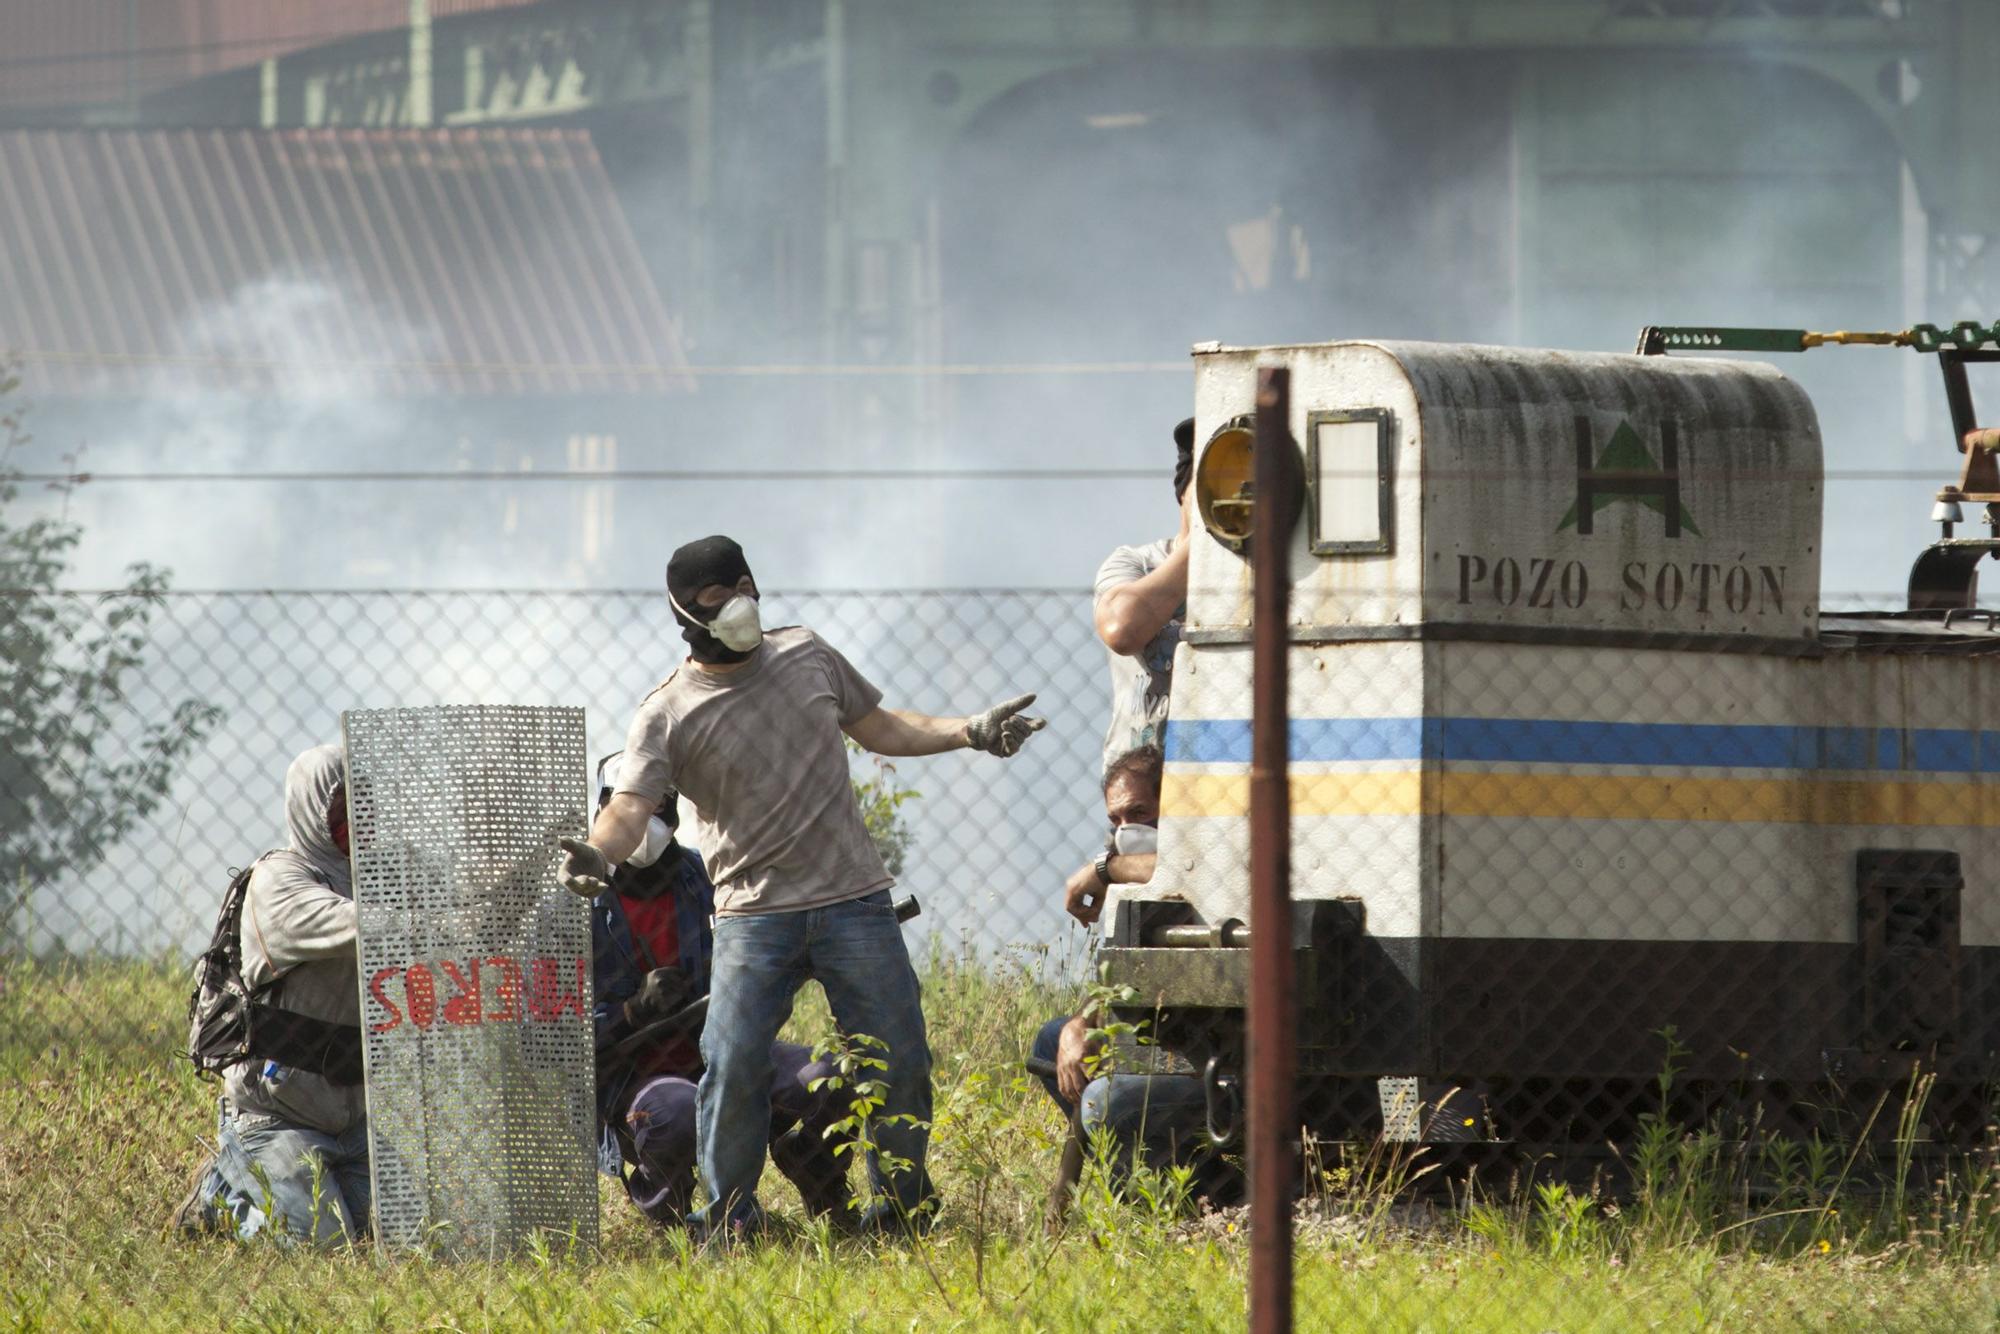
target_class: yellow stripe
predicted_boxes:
[1163,770,1426,819]
[1162,769,1997,827]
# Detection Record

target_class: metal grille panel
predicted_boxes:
[343,704,596,1258]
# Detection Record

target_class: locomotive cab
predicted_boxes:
[1103,333,2000,1149]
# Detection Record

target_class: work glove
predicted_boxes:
[557,836,612,898]
[623,966,694,1029]
[965,693,1048,758]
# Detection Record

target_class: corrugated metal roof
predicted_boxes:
[0,128,690,396]
[0,2,536,109]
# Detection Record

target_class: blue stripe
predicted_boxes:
[1164,717,1994,774]
[1169,716,1429,764]
[1914,729,1976,773]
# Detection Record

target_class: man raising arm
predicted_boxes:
[577,692,1041,875]
[1092,417,1198,774]
[559,535,1044,1239]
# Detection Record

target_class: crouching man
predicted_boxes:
[589,762,854,1224]
[1032,745,1241,1208]
[178,743,370,1246]
[560,535,1047,1239]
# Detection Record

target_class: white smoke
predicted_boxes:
[50,272,434,587]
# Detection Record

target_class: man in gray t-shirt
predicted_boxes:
[616,623,894,918]
[558,535,1045,1237]
[1093,417,1198,774]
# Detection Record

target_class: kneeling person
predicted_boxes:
[589,764,852,1224]
[1034,745,1239,1206]
[180,744,369,1246]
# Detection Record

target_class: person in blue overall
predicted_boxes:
[589,758,854,1225]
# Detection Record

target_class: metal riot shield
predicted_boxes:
[342,705,597,1257]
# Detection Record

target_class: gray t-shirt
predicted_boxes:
[617,626,893,916]
[1094,538,1183,774]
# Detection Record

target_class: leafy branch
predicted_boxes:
[0,369,223,953]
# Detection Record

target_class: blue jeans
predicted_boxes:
[696,890,934,1228]
[1031,1016,1221,1190]
[193,1102,371,1247]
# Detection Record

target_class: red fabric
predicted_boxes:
[619,891,698,1077]
[620,893,680,973]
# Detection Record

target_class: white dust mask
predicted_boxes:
[709,595,763,652]
[626,815,674,869]
[1112,824,1159,856]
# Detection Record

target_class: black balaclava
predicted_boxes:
[666,535,756,664]
[1173,417,1196,500]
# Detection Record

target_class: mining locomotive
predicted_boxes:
[1102,323,2000,1155]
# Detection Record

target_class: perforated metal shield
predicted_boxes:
[342,705,597,1257]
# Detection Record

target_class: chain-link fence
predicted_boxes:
[2,587,1105,965]
[10,582,2000,1327]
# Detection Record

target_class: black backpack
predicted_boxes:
[185,859,365,1086]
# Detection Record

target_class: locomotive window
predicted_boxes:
[1307,408,1393,555]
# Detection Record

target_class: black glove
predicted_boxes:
[623,967,693,1029]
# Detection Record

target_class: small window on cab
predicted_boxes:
[1306,409,1393,556]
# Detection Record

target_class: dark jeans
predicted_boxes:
[620,1040,850,1225]
[1032,1015,1238,1204]
[696,890,935,1230]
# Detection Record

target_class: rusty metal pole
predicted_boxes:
[1248,366,1296,1333]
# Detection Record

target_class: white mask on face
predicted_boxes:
[669,588,764,654]
[708,595,763,652]
[1112,823,1159,856]
[625,815,674,869]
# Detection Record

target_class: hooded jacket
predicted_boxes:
[221,744,366,1135]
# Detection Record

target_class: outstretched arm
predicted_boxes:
[589,792,654,864]
[843,708,969,757]
[845,692,1048,758]
[558,792,654,898]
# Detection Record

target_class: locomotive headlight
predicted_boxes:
[1194,413,1306,555]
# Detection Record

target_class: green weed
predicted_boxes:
[4,956,1999,1330]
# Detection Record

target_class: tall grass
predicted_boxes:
[3,955,1998,1330]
